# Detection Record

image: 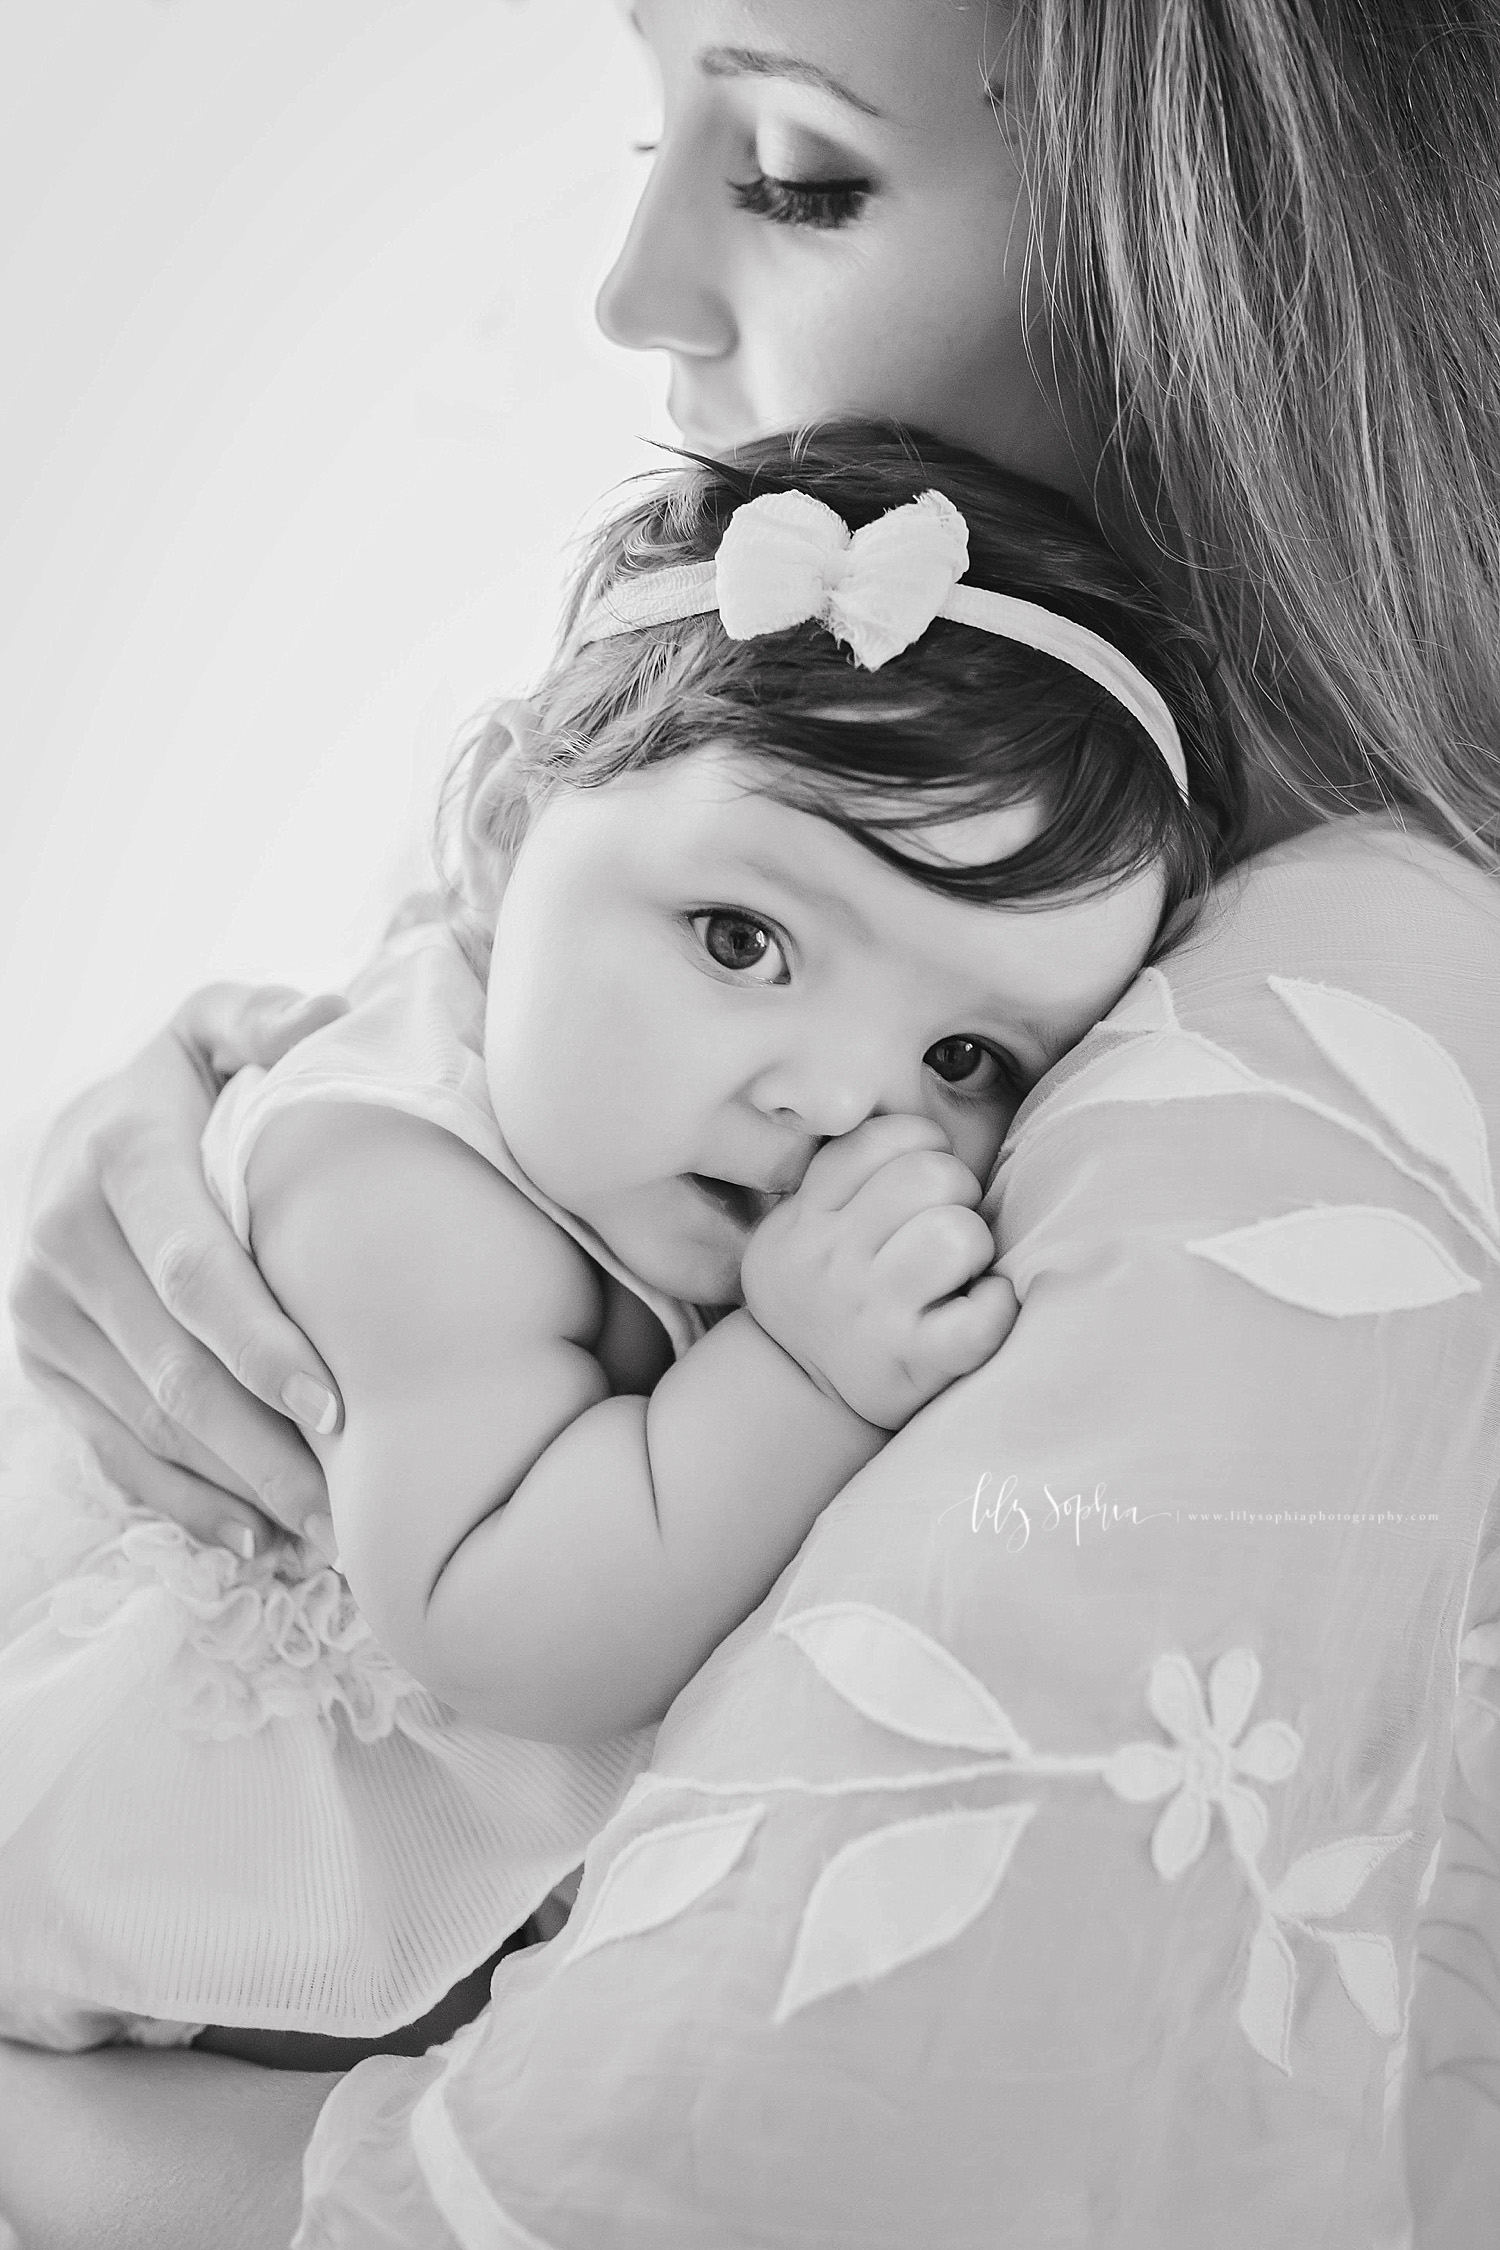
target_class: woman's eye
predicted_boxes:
[693,911,790,983]
[924,1037,1016,1097]
[730,172,871,230]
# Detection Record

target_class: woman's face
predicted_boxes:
[598,0,1087,502]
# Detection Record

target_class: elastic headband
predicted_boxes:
[573,487,1189,802]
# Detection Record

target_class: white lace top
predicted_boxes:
[202,919,709,1360]
[0,923,705,2048]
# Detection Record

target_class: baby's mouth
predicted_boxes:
[687,1174,780,1229]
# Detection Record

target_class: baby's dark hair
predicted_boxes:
[451,422,1244,955]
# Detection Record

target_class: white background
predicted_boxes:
[0,0,666,1172]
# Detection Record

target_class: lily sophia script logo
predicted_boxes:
[943,1472,1435,1550]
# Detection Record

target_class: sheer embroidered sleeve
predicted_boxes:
[296,820,1500,2250]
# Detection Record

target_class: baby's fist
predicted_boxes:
[742,1114,1018,1429]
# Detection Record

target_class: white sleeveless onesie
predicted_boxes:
[0,923,707,2048]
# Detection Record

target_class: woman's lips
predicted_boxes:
[666,387,756,459]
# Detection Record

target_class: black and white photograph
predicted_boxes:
[1,4,1497,2244]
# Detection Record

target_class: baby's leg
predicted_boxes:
[0,2037,335,2250]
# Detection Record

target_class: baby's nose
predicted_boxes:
[800,1082,886,1139]
[753,1047,917,1142]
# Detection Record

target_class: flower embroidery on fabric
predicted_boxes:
[621,1608,1414,2077]
[1104,1648,1302,1877]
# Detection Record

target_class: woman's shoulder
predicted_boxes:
[1167,814,1500,1096]
[1197,813,1499,976]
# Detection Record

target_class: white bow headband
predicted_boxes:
[574,487,1189,802]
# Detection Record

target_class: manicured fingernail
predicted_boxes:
[305,1512,340,1567]
[281,1374,338,1435]
[219,1521,256,1561]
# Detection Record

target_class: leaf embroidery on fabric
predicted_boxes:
[1099,964,1180,1035]
[1385,1741,1427,1822]
[586,1639,1417,2072]
[1237,1831,1411,2071]
[1103,1664,1410,2074]
[1383,2026,1411,2140]
[566,1804,765,1966]
[1240,1917,1298,2072]
[755,1625,1409,2074]
[1269,977,1499,1234]
[773,1602,1030,1756]
[1269,1832,1406,1919]
[1187,1204,1479,1315]
[1326,1931,1403,2037]
[1004,971,1499,1274]
[1015,1033,1270,1144]
[773,1803,1036,2023]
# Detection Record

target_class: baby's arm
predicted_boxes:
[247,1106,1013,1740]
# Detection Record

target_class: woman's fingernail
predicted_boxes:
[219,1521,257,1561]
[281,1374,339,1435]
[305,1513,340,1566]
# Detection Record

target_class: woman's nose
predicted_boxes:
[595,149,737,359]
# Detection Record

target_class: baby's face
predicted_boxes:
[484,748,1163,1306]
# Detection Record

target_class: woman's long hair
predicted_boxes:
[1011,0,1500,865]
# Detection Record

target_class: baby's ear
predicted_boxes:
[459,698,540,915]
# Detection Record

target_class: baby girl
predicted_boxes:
[0,422,1239,2058]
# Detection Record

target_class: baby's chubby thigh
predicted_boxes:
[0,2032,335,2250]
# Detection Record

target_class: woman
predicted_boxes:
[4,2,1498,2243]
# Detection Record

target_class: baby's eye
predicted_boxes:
[924,1037,1016,1097]
[693,911,790,984]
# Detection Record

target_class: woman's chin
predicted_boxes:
[672,418,742,460]
[666,389,762,462]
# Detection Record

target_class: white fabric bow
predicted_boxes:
[573,485,1190,798]
[714,489,971,671]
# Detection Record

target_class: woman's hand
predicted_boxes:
[8,983,349,1556]
[741,1113,1019,1430]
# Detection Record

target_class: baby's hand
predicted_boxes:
[741,1115,1019,1431]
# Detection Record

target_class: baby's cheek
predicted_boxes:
[947,1101,1014,1192]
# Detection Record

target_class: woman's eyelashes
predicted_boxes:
[627,105,872,229]
[730,171,872,230]
[691,910,791,984]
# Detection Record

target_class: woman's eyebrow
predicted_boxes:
[697,44,885,120]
